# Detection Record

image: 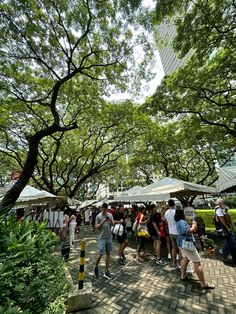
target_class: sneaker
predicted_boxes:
[118,258,126,265]
[167,253,171,260]
[94,266,99,279]
[187,267,193,274]
[201,284,215,290]
[175,263,181,270]
[181,276,193,281]
[103,270,112,279]
[156,259,167,266]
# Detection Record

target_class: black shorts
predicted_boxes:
[117,231,128,244]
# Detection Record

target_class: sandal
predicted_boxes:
[181,276,192,281]
[201,284,215,290]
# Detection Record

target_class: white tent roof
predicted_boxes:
[0,185,57,206]
[217,166,236,192]
[78,199,100,209]
[122,186,144,195]
[141,177,216,196]
[114,184,169,202]
[114,192,170,202]
[114,177,215,202]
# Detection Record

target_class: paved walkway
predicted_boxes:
[67,226,236,314]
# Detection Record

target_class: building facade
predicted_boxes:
[157,19,189,75]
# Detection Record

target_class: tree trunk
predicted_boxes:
[0,122,77,218]
[0,136,40,217]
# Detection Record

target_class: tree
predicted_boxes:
[128,116,236,204]
[0,0,154,217]
[150,0,236,137]
[3,100,144,199]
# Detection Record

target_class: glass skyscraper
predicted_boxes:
[157,19,189,75]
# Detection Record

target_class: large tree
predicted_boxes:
[128,116,235,204]
[149,0,236,137]
[2,100,144,199]
[0,0,155,216]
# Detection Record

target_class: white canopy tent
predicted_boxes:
[140,177,216,197]
[0,185,57,206]
[216,166,236,192]
[114,192,170,202]
[78,199,98,209]
[113,177,216,202]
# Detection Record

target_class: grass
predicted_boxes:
[195,209,236,231]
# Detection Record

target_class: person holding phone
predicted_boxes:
[94,203,114,279]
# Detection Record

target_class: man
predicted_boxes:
[148,204,166,265]
[113,204,128,265]
[215,198,231,236]
[164,199,181,269]
[94,203,114,279]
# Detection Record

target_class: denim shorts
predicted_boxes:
[98,237,113,254]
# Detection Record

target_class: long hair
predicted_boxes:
[174,210,185,222]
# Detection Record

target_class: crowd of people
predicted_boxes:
[90,198,236,288]
[58,197,236,288]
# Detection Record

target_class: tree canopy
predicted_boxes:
[149,0,236,138]
[0,0,155,216]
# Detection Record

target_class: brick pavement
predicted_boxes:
[67,226,236,314]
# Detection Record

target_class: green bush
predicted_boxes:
[0,217,71,314]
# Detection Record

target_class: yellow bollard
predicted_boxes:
[78,240,86,290]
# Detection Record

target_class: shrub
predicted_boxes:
[0,217,71,314]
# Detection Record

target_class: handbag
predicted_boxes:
[132,220,138,232]
[137,226,150,238]
[182,235,196,251]
[111,223,124,236]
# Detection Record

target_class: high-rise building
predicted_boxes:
[157,19,189,75]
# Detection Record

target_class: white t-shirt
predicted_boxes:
[215,206,225,217]
[165,209,178,235]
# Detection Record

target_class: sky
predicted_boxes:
[108,0,165,103]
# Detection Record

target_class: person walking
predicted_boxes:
[114,204,128,265]
[174,209,215,290]
[94,203,114,279]
[68,210,77,248]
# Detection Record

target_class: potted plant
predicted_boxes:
[200,235,216,253]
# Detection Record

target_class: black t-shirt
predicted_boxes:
[113,211,126,229]
[91,210,99,223]
[148,212,161,235]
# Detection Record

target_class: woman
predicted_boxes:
[136,207,149,262]
[174,209,215,290]
[68,210,77,247]
[161,204,172,260]
[148,204,166,265]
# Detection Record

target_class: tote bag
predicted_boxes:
[182,235,196,251]
[111,223,124,236]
